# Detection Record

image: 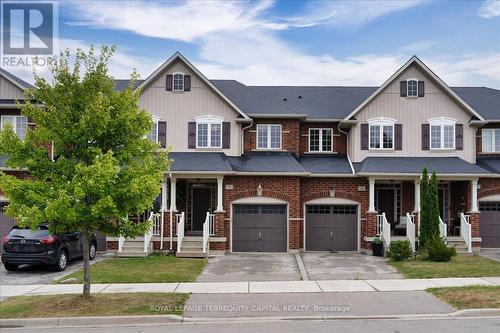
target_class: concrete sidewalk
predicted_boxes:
[1,277,499,298]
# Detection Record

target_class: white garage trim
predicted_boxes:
[230,197,289,253]
[303,199,361,253]
[479,194,500,202]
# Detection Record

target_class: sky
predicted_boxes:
[5,0,500,88]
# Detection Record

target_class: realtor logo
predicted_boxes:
[1,1,57,55]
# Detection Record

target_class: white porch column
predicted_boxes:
[170,177,177,212]
[471,178,479,212]
[368,178,376,212]
[215,177,224,212]
[414,179,420,213]
[160,178,168,250]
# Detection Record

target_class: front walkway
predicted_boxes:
[2,277,499,299]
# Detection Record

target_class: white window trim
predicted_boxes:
[195,115,223,149]
[428,117,456,150]
[482,128,500,153]
[367,117,396,150]
[172,72,185,92]
[147,115,160,144]
[256,124,282,150]
[406,78,418,97]
[1,115,28,139]
[308,128,333,152]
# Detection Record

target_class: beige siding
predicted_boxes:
[349,64,476,164]
[0,75,24,99]
[138,60,242,156]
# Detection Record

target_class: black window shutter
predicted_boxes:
[158,121,167,148]
[395,124,403,150]
[184,75,191,91]
[188,122,196,148]
[361,124,369,150]
[456,124,463,150]
[222,122,230,149]
[166,75,173,91]
[422,124,430,150]
[418,81,425,97]
[400,81,407,97]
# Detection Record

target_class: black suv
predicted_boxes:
[1,225,97,271]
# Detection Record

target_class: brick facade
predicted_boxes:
[243,119,300,154]
[476,124,500,157]
[299,122,347,155]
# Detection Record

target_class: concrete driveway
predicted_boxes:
[300,252,403,280]
[0,255,104,285]
[479,249,500,262]
[197,253,301,282]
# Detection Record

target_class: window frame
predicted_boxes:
[195,115,223,149]
[308,128,333,152]
[0,115,28,140]
[482,128,500,153]
[368,117,396,150]
[406,78,418,98]
[256,124,282,150]
[172,72,185,92]
[146,116,160,144]
[428,117,456,150]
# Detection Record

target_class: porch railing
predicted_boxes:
[176,212,185,253]
[151,213,161,236]
[377,213,391,248]
[203,212,214,254]
[439,216,447,240]
[143,212,158,253]
[118,235,125,252]
[460,213,472,253]
[406,213,416,252]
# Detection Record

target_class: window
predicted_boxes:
[428,117,456,149]
[147,121,158,144]
[407,79,418,97]
[309,128,333,152]
[482,129,500,153]
[256,124,281,149]
[173,73,184,91]
[368,118,395,150]
[195,115,223,148]
[1,115,28,140]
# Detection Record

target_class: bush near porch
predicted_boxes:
[389,255,500,278]
[57,254,206,284]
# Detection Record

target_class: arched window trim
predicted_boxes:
[195,114,224,148]
[367,117,397,150]
[428,117,456,150]
[406,78,418,97]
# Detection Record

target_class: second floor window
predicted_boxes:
[309,128,332,152]
[429,117,455,149]
[407,79,418,97]
[482,129,500,153]
[1,115,28,140]
[369,122,394,149]
[173,73,184,91]
[147,121,158,144]
[197,123,221,148]
[257,124,281,149]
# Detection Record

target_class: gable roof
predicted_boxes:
[343,56,485,122]
[0,67,34,91]
[451,87,500,121]
[136,52,250,120]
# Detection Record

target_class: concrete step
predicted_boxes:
[181,244,204,251]
[117,250,149,258]
[176,251,207,258]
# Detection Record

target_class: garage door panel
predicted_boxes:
[306,205,357,251]
[232,204,287,252]
[479,204,500,248]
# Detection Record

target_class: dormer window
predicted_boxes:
[368,117,396,150]
[195,115,223,148]
[428,117,456,149]
[407,79,418,97]
[173,73,184,91]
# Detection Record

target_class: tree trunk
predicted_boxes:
[82,222,91,297]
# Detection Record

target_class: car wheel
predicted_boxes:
[89,242,97,260]
[4,263,19,271]
[55,250,68,271]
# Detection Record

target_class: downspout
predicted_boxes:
[337,122,355,175]
[241,120,253,154]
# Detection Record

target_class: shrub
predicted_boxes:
[386,240,413,261]
[426,237,457,262]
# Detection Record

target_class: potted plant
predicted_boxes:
[372,236,384,256]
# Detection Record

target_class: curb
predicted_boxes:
[2,309,500,328]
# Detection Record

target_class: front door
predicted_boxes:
[192,187,212,232]
[377,189,395,228]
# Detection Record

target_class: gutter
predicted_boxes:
[357,172,493,178]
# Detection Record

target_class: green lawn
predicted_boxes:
[428,286,500,310]
[0,293,188,318]
[389,255,500,278]
[58,254,207,283]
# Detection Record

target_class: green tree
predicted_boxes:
[428,171,441,240]
[419,167,430,251]
[0,47,169,297]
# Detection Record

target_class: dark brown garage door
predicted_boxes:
[479,202,500,248]
[232,204,287,252]
[306,205,357,251]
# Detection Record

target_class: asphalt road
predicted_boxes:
[2,317,500,333]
